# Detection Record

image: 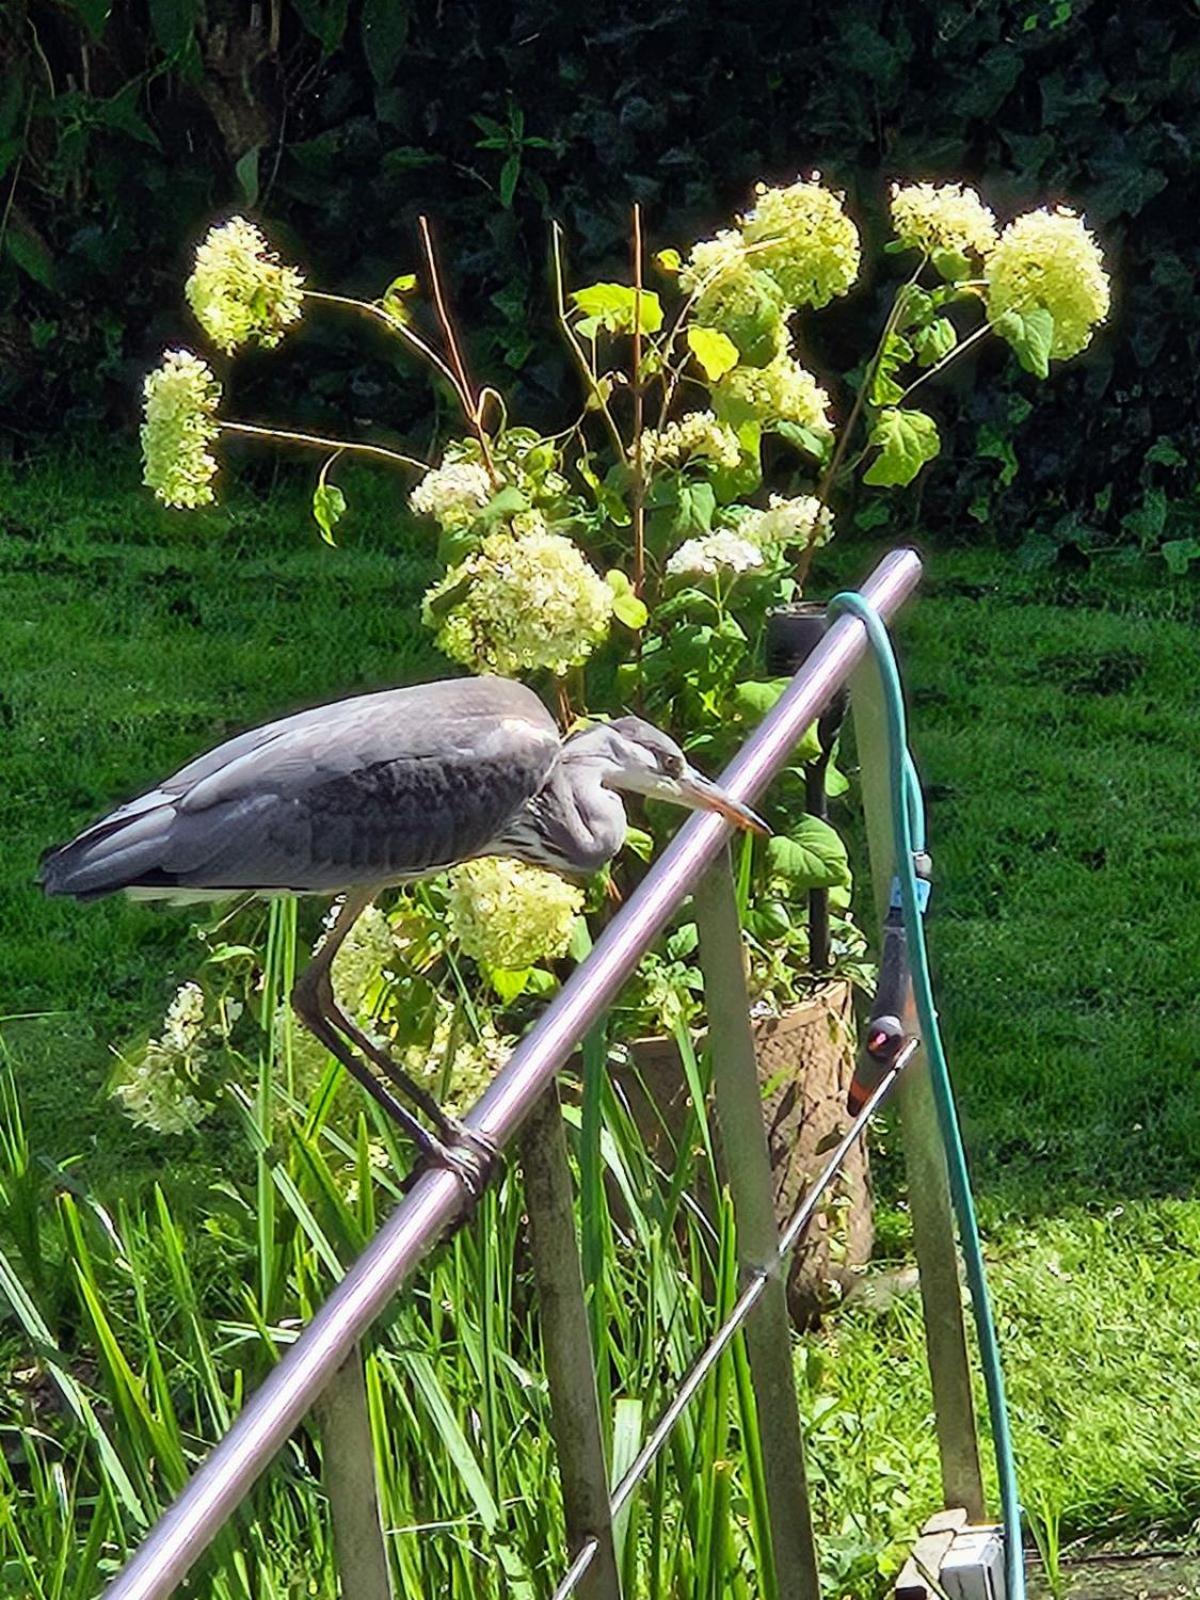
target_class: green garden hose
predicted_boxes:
[829,588,1025,1600]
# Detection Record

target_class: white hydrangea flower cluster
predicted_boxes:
[409,458,494,530]
[640,411,741,470]
[985,206,1110,360]
[400,1009,514,1116]
[424,528,613,677]
[680,230,788,369]
[717,353,833,439]
[889,182,998,260]
[742,175,861,310]
[141,350,221,508]
[327,902,398,1013]
[447,858,584,970]
[738,494,834,551]
[113,982,213,1134]
[666,530,765,578]
[185,216,304,354]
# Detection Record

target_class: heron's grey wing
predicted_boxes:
[40,677,561,898]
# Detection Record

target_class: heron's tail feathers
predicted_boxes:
[39,795,178,900]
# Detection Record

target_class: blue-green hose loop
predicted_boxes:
[829,589,1025,1600]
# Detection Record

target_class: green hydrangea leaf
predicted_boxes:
[731,678,790,718]
[686,325,740,381]
[1162,538,1200,576]
[655,248,682,274]
[382,272,419,322]
[623,826,654,861]
[775,420,831,463]
[931,247,972,282]
[606,569,649,629]
[994,306,1055,379]
[312,479,346,545]
[863,408,941,488]
[913,317,958,367]
[485,965,532,1003]
[571,282,663,336]
[479,485,528,523]
[765,816,851,892]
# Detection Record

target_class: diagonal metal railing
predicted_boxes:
[104,545,962,1600]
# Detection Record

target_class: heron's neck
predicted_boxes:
[493,760,626,875]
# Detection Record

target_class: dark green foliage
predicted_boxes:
[2,0,1198,554]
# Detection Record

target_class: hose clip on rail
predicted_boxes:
[829,587,1025,1600]
[848,850,931,1116]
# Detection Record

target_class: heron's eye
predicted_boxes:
[661,752,685,779]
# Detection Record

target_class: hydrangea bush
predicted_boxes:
[133,180,1108,1132]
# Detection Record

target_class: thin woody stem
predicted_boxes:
[302,290,463,397]
[219,420,429,473]
[631,203,647,599]
[555,679,573,731]
[551,225,627,460]
[898,316,993,403]
[797,263,925,587]
[418,216,500,484]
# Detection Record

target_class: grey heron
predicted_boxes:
[40,675,765,1190]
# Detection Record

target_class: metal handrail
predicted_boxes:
[104,546,925,1600]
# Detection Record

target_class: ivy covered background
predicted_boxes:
[3,0,1196,563]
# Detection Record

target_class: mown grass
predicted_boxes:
[1,449,443,1190]
[3,449,1200,1577]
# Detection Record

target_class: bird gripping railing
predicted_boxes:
[103,546,961,1600]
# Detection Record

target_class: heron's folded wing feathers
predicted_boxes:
[41,677,561,897]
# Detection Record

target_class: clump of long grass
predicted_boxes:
[0,902,921,1598]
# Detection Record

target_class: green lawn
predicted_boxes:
[3,449,1200,1560]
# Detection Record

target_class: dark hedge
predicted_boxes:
[3,0,1197,559]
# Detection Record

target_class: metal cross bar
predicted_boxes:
[546,1047,915,1600]
[103,546,923,1600]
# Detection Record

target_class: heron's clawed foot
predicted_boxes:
[412,1120,502,1201]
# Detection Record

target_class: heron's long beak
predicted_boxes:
[673,771,770,835]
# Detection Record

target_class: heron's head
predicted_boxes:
[562,716,768,835]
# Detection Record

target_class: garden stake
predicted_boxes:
[519,1083,622,1600]
[313,1345,395,1600]
[850,648,985,1520]
[694,849,821,1600]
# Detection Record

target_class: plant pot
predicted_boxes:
[614,980,872,1328]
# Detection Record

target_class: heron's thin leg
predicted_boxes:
[292,984,440,1153]
[293,890,498,1195]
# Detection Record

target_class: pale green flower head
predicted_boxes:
[717,353,833,439]
[666,530,765,578]
[186,216,304,354]
[889,181,997,260]
[328,902,397,1012]
[680,230,788,368]
[738,493,834,552]
[985,206,1110,360]
[113,982,213,1134]
[742,176,861,309]
[141,349,221,508]
[641,410,741,470]
[409,457,494,531]
[423,527,613,677]
[447,858,584,970]
[401,1007,514,1115]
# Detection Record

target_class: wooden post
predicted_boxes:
[520,1083,623,1600]
[851,653,986,1521]
[694,850,822,1600]
[314,1345,395,1600]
